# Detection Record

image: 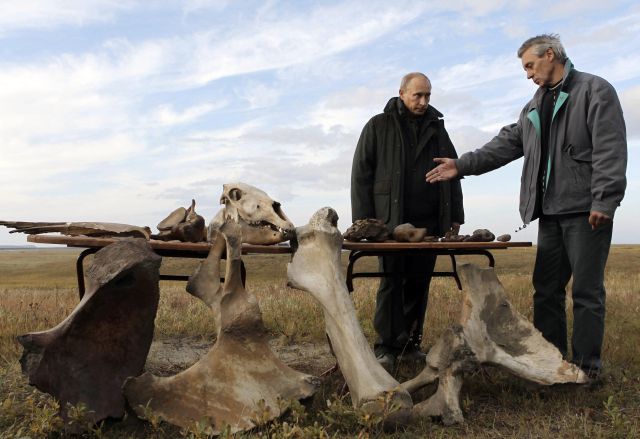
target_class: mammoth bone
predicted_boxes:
[208,182,295,245]
[287,207,412,425]
[402,263,589,424]
[125,218,318,435]
[0,221,151,239]
[17,239,160,427]
[152,199,206,243]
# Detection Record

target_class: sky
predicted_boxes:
[1,0,638,246]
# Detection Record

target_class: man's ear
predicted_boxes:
[546,47,555,61]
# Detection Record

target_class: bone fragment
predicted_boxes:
[17,239,160,427]
[440,231,467,242]
[207,182,294,244]
[125,221,317,435]
[343,218,390,242]
[497,234,511,242]
[154,199,206,242]
[463,229,495,242]
[0,221,151,239]
[157,207,187,231]
[288,207,412,425]
[392,223,427,242]
[402,326,476,425]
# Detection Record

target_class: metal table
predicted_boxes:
[341,240,531,292]
[27,235,531,297]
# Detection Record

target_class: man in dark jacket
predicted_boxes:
[426,35,627,379]
[351,72,464,369]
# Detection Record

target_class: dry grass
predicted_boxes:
[1,245,639,438]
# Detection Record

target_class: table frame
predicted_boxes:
[26,235,531,298]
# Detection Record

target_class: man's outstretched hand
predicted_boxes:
[425,158,458,183]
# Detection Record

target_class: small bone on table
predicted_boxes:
[26,234,531,298]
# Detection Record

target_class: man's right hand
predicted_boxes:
[425,158,458,183]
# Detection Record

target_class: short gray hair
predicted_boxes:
[517,34,567,63]
[400,72,430,91]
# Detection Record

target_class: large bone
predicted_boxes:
[17,239,160,426]
[0,220,151,239]
[403,263,587,424]
[208,182,294,244]
[287,207,412,424]
[458,263,587,384]
[125,220,318,435]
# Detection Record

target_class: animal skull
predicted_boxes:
[208,182,294,244]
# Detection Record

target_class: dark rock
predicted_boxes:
[496,234,511,242]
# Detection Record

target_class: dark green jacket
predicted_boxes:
[351,98,464,235]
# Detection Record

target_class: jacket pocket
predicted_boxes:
[373,179,391,194]
[373,179,391,223]
[561,144,592,189]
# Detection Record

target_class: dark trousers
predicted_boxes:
[373,253,437,356]
[533,213,612,372]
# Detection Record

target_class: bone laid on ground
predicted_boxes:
[17,239,160,428]
[402,263,588,424]
[125,219,318,435]
[288,207,412,425]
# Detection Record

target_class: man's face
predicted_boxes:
[521,46,557,87]
[399,76,431,115]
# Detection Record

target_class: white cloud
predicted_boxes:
[0,0,134,34]
[147,102,224,127]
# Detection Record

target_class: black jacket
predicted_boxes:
[351,97,464,235]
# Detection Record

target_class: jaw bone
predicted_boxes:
[125,220,318,435]
[287,207,412,425]
[208,182,295,244]
[403,263,588,424]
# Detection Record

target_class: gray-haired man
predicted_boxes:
[426,34,627,379]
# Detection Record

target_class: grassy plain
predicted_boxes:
[0,245,639,437]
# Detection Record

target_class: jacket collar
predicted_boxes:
[532,58,575,107]
[383,96,443,120]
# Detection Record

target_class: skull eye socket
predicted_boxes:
[272,201,287,222]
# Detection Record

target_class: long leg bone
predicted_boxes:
[287,207,412,424]
[124,221,318,435]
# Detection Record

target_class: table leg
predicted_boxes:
[75,248,246,300]
[76,248,99,299]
